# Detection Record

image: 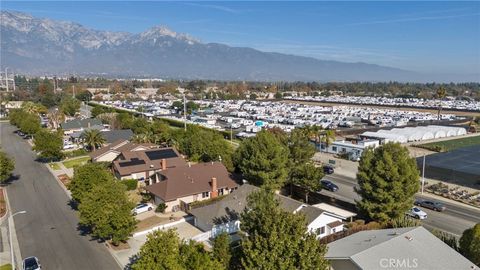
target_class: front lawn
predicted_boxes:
[62,156,91,169]
[49,163,62,170]
[0,264,12,270]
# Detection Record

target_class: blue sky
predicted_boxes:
[3,1,480,74]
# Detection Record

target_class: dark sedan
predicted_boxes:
[323,166,334,174]
[321,180,339,192]
[414,199,446,211]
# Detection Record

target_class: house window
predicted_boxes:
[341,147,347,152]
[218,188,224,196]
[332,146,337,152]
[202,192,209,198]
[319,226,325,235]
[332,228,336,233]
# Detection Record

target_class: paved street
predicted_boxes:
[321,173,480,236]
[0,122,119,270]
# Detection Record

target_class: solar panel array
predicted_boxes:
[145,149,178,160]
[119,158,146,167]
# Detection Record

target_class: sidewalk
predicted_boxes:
[0,190,23,269]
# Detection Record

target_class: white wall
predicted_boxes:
[308,213,344,238]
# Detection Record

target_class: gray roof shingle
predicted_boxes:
[326,227,477,270]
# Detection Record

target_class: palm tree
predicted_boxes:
[132,131,154,144]
[436,87,446,121]
[81,129,106,151]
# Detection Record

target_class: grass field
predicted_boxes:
[62,156,91,168]
[417,135,480,152]
[49,162,62,170]
[0,264,12,270]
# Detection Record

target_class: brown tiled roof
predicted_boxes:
[146,162,238,201]
[89,139,128,160]
[113,147,186,176]
[327,220,343,228]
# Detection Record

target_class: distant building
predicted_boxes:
[319,139,379,161]
[60,118,103,135]
[325,226,477,270]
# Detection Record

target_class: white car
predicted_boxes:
[23,256,41,270]
[132,203,154,215]
[407,207,427,220]
[63,144,75,150]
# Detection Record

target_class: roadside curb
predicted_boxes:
[0,188,8,224]
[104,243,126,270]
[44,164,72,199]
[420,192,480,211]
[3,187,23,268]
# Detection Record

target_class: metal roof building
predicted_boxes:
[361,125,467,143]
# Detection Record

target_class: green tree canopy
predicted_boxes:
[131,229,224,270]
[60,97,81,116]
[212,232,232,269]
[355,142,420,222]
[131,229,183,270]
[69,163,115,203]
[288,128,316,165]
[32,128,64,161]
[19,112,41,135]
[81,129,106,151]
[174,125,234,171]
[0,151,15,183]
[289,162,323,204]
[79,179,136,245]
[459,223,480,266]
[234,130,289,190]
[240,189,329,270]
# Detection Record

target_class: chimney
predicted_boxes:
[211,177,218,198]
[161,159,167,170]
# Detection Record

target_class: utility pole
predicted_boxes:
[12,71,16,92]
[421,154,426,194]
[183,93,187,131]
[5,67,8,92]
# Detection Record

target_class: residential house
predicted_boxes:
[60,118,104,135]
[100,129,134,144]
[189,184,345,238]
[89,140,157,163]
[146,162,239,213]
[112,147,186,181]
[325,226,477,270]
[319,139,379,161]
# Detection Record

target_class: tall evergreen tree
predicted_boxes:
[234,130,289,190]
[355,142,420,222]
[459,223,480,266]
[240,189,329,270]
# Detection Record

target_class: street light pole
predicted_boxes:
[9,210,27,269]
[183,94,187,131]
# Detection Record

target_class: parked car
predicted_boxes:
[132,203,154,215]
[63,144,75,150]
[23,256,41,270]
[18,131,25,137]
[414,199,446,212]
[406,207,427,219]
[323,165,334,174]
[320,180,339,192]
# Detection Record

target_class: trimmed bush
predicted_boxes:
[155,203,166,213]
[121,179,138,191]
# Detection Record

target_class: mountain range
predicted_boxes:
[1,11,478,82]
